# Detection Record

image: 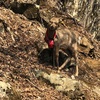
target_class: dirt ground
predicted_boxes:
[0,4,100,100]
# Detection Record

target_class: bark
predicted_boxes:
[64,0,100,40]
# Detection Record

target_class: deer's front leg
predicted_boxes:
[54,38,60,70]
[55,47,59,70]
[53,48,55,67]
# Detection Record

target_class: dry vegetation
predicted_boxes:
[0,0,100,100]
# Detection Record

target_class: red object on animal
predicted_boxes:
[44,29,56,48]
[48,40,54,48]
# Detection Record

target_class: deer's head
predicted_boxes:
[48,17,61,31]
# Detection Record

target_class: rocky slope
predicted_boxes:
[0,0,100,100]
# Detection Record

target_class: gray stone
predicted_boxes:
[34,70,79,92]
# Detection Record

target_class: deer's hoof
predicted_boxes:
[58,67,62,71]
[71,75,75,80]
[57,70,60,73]
[65,68,69,72]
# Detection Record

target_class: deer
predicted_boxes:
[44,17,78,79]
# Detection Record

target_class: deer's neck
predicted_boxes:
[47,29,56,39]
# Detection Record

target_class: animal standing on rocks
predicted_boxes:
[44,17,78,79]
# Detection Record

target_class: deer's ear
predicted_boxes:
[47,23,51,28]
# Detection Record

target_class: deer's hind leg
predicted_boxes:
[58,49,70,71]
[74,51,78,77]
[71,44,78,77]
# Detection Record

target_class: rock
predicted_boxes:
[80,36,94,49]
[0,81,11,98]
[17,0,37,4]
[23,4,40,20]
[0,81,21,100]
[78,36,94,55]
[34,69,79,92]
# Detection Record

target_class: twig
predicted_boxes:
[25,79,43,92]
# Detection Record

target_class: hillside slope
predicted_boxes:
[0,1,100,100]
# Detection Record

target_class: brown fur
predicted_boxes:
[47,17,78,77]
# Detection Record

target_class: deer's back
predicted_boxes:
[55,27,76,49]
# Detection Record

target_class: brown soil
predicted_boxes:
[0,4,100,100]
